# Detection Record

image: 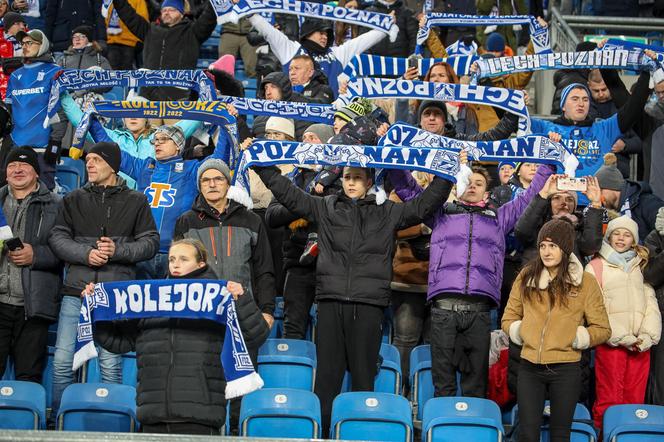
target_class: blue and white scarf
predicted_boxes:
[416,13,550,55]
[101,0,121,35]
[473,48,660,81]
[73,100,240,167]
[217,95,335,124]
[226,140,471,209]
[0,205,13,242]
[342,54,478,79]
[45,69,218,127]
[446,39,479,56]
[74,279,263,399]
[338,78,530,135]
[380,123,579,176]
[209,0,398,41]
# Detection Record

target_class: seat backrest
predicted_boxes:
[0,380,46,429]
[41,347,55,412]
[240,388,321,439]
[331,392,413,442]
[57,383,137,432]
[422,397,504,442]
[375,343,402,395]
[410,345,433,422]
[257,339,317,390]
[603,404,664,442]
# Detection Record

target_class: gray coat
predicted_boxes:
[0,182,62,321]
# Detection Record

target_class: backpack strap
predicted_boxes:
[589,257,604,289]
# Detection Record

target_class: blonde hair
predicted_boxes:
[170,238,208,263]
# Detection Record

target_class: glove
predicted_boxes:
[43,139,61,165]
[508,320,523,346]
[616,334,639,348]
[656,207,664,236]
[637,334,654,352]
[572,326,590,350]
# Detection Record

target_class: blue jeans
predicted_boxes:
[136,253,169,280]
[52,296,122,416]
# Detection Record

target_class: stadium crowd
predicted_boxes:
[1,0,664,440]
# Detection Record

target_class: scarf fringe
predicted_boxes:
[225,371,264,399]
[0,225,13,241]
[227,185,254,210]
[369,186,387,205]
[72,341,98,372]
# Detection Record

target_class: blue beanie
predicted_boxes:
[161,0,184,14]
[498,161,517,170]
[560,83,590,111]
[485,32,505,53]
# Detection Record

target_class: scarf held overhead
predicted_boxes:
[416,13,550,55]
[217,95,335,124]
[74,279,264,399]
[46,69,218,126]
[209,0,398,41]
[381,123,579,176]
[227,140,470,209]
[342,54,478,79]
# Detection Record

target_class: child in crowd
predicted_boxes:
[503,218,611,442]
[586,216,662,429]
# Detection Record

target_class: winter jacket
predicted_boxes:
[58,45,112,70]
[174,197,276,315]
[48,179,160,297]
[514,196,604,263]
[586,242,661,349]
[617,181,664,243]
[643,229,664,404]
[105,0,148,48]
[0,182,61,321]
[502,254,611,365]
[298,69,334,104]
[0,30,20,100]
[391,165,553,305]
[593,98,643,178]
[111,0,217,70]
[362,0,418,58]
[45,0,107,52]
[255,165,453,307]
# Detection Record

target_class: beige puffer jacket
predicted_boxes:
[585,242,662,351]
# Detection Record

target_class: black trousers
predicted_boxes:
[518,359,581,442]
[106,43,138,70]
[430,306,491,398]
[282,266,316,340]
[0,303,50,382]
[313,300,384,436]
[142,422,221,435]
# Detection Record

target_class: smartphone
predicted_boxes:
[557,177,587,192]
[407,55,420,74]
[5,237,23,251]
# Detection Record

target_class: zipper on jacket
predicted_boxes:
[209,227,218,265]
[464,213,474,294]
[345,203,358,301]
[159,39,166,68]
[227,226,232,257]
[538,299,553,363]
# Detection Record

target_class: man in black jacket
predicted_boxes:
[111,0,218,100]
[48,141,159,417]
[362,0,418,58]
[0,147,61,382]
[254,145,457,432]
[288,54,334,104]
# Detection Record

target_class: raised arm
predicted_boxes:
[498,165,555,234]
[253,166,322,221]
[332,30,387,68]
[617,71,652,133]
[248,14,300,64]
[192,1,219,42]
[112,0,149,41]
[395,176,453,229]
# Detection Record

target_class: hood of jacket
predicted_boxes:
[191,194,243,220]
[258,71,292,101]
[63,45,101,56]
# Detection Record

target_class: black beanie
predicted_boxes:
[5,146,40,175]
[88,142,121,173]
[71,25,94,42]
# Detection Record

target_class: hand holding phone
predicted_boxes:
[557,177,587,192]
[5,237,23,251]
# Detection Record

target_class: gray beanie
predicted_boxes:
[197,158,232,190]
[595,153,625,191]
[303,124,334,143]
[155,125,185,152]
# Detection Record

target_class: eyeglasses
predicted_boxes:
[151,136,172,145]
[72,34,88,40]
[21,40,37,47]
[200,176,227,186]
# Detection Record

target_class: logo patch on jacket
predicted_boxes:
[145,183,177,208]
[174,162,184,172]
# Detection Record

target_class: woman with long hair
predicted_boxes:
[502,218,610,442]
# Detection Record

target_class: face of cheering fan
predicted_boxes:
[562,87,591,122]
[124,118,148,134]
[342,167,372,199]
[539,240,563,269]
[160,6,183,27]
[428,65,451,83]
[307,30,328,48]
[459,173,488,204]
[169,243,206,276]
[498,164,514,185]
[609,228,634,253]
[420,106,446,135]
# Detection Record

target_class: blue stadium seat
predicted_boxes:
[603,404,664,442]
[422,397,504,442]
[57,383,138,432]
[331,392,413,441]
[0,380,46,429]
[83,352,136,386]
[56,157,85,191]
[375,343,402,395]
[240,388,321,438]
[410,345,433,422]
[269,297,285,339]
[257,339,316,391]
[383,309,393,344]
[511,402,596,442]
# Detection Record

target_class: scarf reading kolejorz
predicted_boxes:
[380,123,579,176]
[338,78,531,135]
[45,69,218,127]
[74,280,264,399]
[209,0,398,41]
[342,54,478,79]
[416,13,550,55]
[472,48,661,82]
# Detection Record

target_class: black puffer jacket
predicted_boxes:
[362,0,418,58]
[300,69,334,104]
[253,72,311,139]
[255,166,453,306]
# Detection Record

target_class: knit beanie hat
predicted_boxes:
[302,124,334,143]
[161,0,184,14]
[3,12,25,31]
[605,215,639,244]
[5,146,40,175]
[498,161,517,170]
[265,117,295,139]
[197,158,232,191]
[71,25,94,41]
[334,98,373,123]
[537,218,576,255]
[550,190,578,213]
[485,32,506,52]
[417,101,448,124]
[155,125,186,152]
[560,83,590,111]
[595,153,625,191]
[88,142,121,173]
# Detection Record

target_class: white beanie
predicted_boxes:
[605,215,639,244]
[265,117,295,139]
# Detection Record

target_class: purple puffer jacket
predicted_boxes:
[390,165,554,305]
